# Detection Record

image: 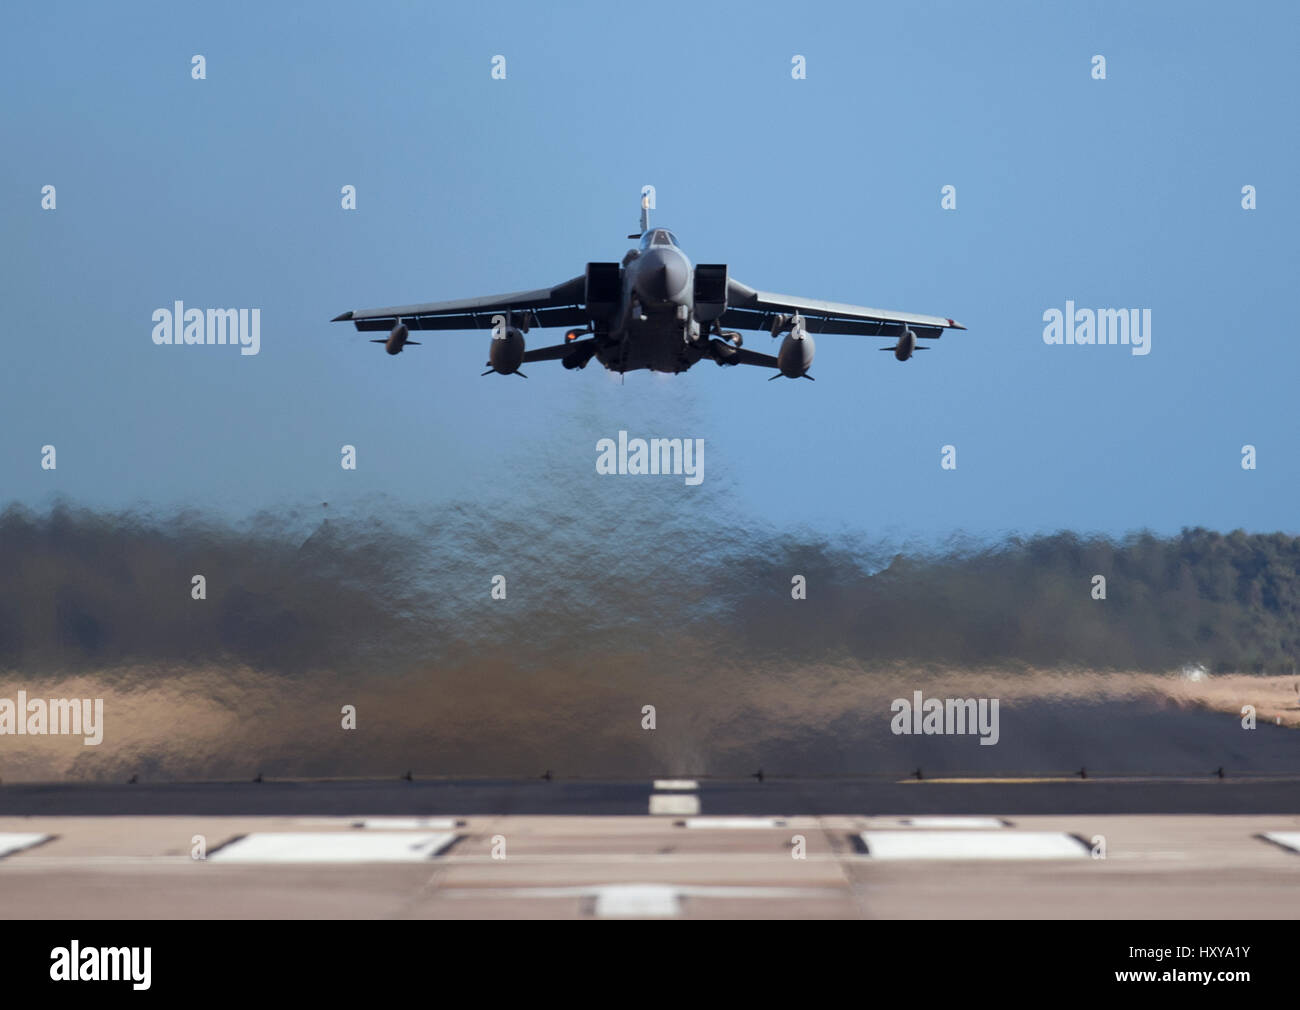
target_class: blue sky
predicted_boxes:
[2,0,1296,544]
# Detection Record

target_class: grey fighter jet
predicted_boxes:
[332,193,965,379]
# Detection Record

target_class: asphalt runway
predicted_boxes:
[1,808,1298,919]
[2,699,1295,919]
[1,775,1299,918]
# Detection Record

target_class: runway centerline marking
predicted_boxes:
[863,816,1008,829]
[679,817,788,829]
[442,883,842,918]
[649,794,700,816]
[594,884,681,917]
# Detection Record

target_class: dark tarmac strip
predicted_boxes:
[2,774,1299,817]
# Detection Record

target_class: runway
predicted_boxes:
[2,776,1298,918]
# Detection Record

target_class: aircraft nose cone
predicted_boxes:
[636,249,688,303]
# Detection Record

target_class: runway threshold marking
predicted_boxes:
[208,832,458,863]
[859,830,1089,860]
[0,833,53,860]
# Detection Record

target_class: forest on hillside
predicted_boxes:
[2,504,1297,676]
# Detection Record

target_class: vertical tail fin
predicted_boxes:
[628,186,655,239]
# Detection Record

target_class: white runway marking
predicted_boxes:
[289,818,462,829]
[863,816,1007,829]
[859,830,1089,860]
[681,817,787,829]
[209,832,457,863]
[594,884,682,917]
[0,833,52,860]
[1260,831,1300,853]
[649,794,700,815]
[653,780,699,791]
[444,883,840,918]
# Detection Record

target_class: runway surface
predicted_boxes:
[1,810,1298,919]
[2,775,1299,918]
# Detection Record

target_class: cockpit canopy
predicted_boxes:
[639,229,678,250]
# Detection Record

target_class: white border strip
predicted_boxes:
[0,833,52,860]
[210,832,457,863]
[859,830,1088,860]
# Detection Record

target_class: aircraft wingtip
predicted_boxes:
[331,311,354,322]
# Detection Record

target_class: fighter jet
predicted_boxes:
[331,193,965,379]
